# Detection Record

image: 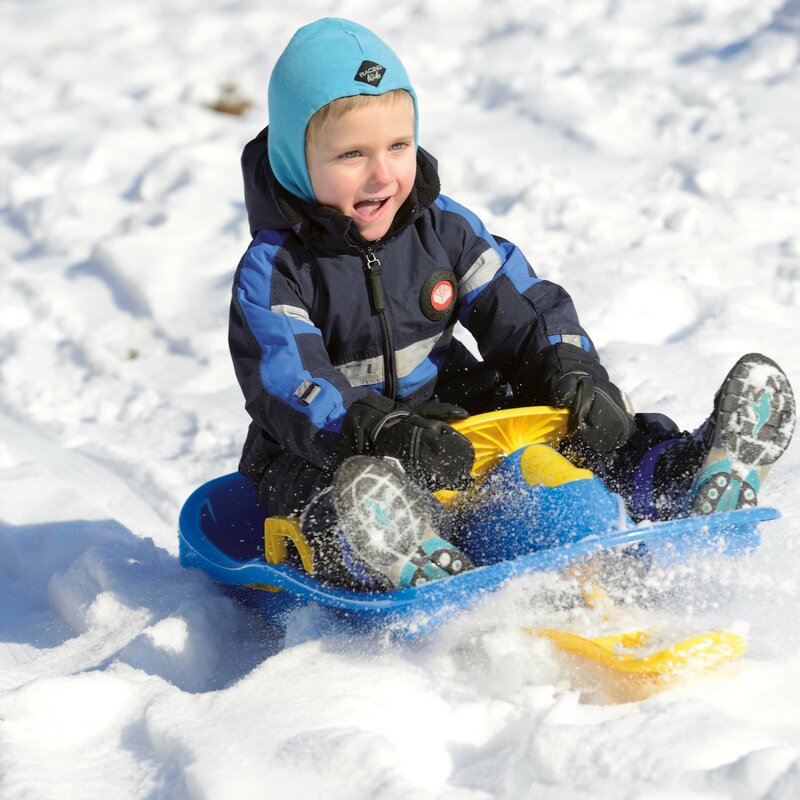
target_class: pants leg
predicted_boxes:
[248,450,368,587]
[250,449,398,589]
[251,449,334,517]
[297,483,384,589]
[562,412,707,522]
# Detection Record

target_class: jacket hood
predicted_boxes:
[242,126,287,235]
[267,17,419,203]
[241,126,440,243]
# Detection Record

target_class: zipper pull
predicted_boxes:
[364,248,386,312]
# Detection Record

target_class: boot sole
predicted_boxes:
[332,456,473,588]
[692,353,795,514]
[711,353,795,466]
[332,456,429,582]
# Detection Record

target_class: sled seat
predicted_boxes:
[183,472,267,562]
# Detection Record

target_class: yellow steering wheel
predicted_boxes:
[448,406,570,478]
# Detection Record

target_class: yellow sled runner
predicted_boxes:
[533,627,746,701]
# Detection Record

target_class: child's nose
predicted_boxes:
[368,156,392,187]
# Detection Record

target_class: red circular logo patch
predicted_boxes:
[430,280,454,312]
[420,269,457,321]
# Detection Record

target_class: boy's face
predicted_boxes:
[307,96,416,242]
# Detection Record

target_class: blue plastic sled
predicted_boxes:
[178,409,779,638]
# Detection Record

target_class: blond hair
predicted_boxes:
[305,89,414,153]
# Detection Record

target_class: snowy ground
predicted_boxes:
[2,0,800,797]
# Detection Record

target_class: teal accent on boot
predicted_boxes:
[420,536,473,575]
[365,496,395,531]
[398,562,417,589]
[397,536,475,588]
[398,558,448,588]
[715,476,741,513]
[743,469,761,493]
[690,459,740,515]
[751,389,773,438]
[689,460,766,514]
[694,458,733,488]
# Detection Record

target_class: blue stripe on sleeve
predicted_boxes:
[397,353,442,398]
[236,232,349,432]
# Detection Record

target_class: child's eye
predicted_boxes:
[340,150,361,159]
[389,142,409,151]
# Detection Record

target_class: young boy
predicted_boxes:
[229,18,796,590]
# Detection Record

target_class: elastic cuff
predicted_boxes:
[630,438,681,521]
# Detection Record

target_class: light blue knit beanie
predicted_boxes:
[267,18,419,203]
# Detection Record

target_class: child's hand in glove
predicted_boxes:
[341,395,474,491]
[526,343,635,454]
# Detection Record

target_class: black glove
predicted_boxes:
[434,360,511,415]
[415,401,471,422]
[340,394,474,491]
[525,343,635,454]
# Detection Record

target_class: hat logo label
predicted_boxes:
[354,60,386,86]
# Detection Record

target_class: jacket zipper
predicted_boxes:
[363,246,397,399]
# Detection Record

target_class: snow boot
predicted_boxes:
[328,455,474,589]
[689,353,796,514]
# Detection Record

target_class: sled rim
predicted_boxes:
[179,475,776,620]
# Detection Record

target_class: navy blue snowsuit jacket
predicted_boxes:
[229,127,596,514]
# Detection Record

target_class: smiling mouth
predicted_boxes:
[352,197,390,220]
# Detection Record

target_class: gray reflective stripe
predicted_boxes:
[396,328,453,378]
[337,354,384,386]
[562,334,583,348]
[458,247,502,296]
[272,304,313,325]
[337,328,454,387]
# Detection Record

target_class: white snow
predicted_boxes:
[2,1,800,797]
